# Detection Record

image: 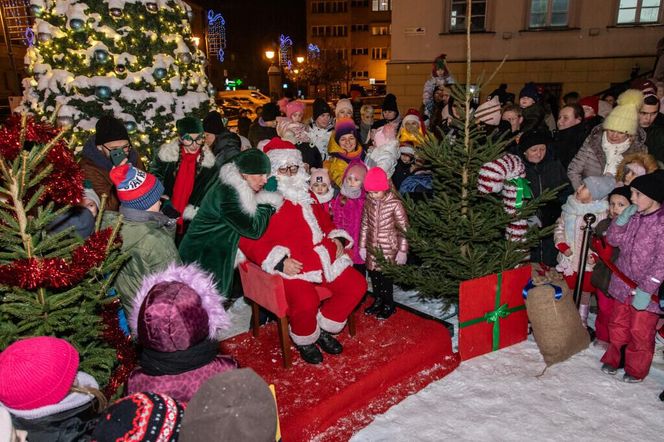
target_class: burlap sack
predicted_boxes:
[525,267,590,366]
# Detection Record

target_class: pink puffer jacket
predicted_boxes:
[359,191,408,271]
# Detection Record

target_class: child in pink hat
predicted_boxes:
[330,160,368,274]
[277,100,310,145]
[0,337,105,440]
[359,167,409,319]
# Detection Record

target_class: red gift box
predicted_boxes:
[458,265,531,361]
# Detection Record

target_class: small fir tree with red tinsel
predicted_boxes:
[0,115,128,390]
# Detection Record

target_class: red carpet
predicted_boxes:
[221,300,459,441]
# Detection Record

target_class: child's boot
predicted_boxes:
[364,295,383,315]
[376,290,396,320]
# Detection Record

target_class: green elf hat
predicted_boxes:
[233,148,271,175]
[176,116,204,136]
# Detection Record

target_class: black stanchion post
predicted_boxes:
[573,213,596,308]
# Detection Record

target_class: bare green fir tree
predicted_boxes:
[378,8,558,314]
[0,115,126,387]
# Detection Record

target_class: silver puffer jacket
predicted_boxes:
[359,191,409,271]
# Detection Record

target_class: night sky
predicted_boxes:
[194,0,307,90]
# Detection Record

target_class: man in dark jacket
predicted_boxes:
[248,102,279,147]
[237,109,253,138]
[640,94,664,163]
[203,110,241,165]
[519,130,571,266]
[549,103,588,169]
[79,115,145,211]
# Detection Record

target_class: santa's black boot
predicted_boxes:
[316,330,343,355]
[297,344,323,364]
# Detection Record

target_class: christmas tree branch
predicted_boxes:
[28,130,67,170]
[18,114,27,151]
[95,194,108,233]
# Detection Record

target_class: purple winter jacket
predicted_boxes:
[607,207,664,314]
[330,162,367,265]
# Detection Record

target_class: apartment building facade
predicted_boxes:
[389,0,663,111]
[307,0,392,93]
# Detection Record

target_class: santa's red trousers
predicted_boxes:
[595,289,615,343]
[601,301,659,380]
[282,266,366,344]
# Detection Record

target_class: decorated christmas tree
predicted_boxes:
[20,0,213,157]
[0,115,127,389]
[380,21,557,314]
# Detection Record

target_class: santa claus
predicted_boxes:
[239,137,367,364]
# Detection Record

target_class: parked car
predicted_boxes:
[214,97,256,121]
[217,90,270,112]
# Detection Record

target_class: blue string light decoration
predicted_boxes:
[207,10,226,63]
[24,27,35,47]
[307,43,320,59]
[279,34,293,69]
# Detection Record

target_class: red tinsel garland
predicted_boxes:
[0,228,120,289]
[0,115,83,205]
[101,298,137,399]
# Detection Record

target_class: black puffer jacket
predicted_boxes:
[549,122,588,170]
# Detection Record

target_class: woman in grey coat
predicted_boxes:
[567,90,647,189]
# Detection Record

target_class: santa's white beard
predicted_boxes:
[276,169,312,204]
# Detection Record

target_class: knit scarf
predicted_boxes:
[561,195,607,253]
[171,146,200,229]
[602,131,631,176]
[139,339,219,376]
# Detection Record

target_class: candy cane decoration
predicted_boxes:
[477,153,529,242]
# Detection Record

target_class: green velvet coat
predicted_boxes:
[178,161,283,295]
[149,141,219,221]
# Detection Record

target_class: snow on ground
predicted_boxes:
[222,288,664,442]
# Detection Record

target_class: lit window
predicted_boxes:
[450,0,486,32]
[617,0,661,24]
[529,0,569,28]
[372,0,391,11]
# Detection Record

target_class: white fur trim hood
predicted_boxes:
[157,140,216,168]
[219,162,283,215]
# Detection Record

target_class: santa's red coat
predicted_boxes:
[239,195,354,283]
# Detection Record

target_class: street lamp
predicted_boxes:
[296,56,304,64]
[265,50,281,99]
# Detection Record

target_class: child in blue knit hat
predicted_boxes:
[103,163,181,314]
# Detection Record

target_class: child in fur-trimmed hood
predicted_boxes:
[127,263,237,403]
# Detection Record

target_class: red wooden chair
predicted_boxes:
[238,261,356,368]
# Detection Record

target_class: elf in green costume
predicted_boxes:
[150,116,219,238]
[179,149,283,295]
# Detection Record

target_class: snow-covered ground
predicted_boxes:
[222,289,664,442]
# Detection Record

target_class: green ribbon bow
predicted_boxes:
[459,273,526,352]
[507,177,533,209]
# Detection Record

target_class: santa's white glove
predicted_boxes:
[395,251,408,265]
[359,248,367,261]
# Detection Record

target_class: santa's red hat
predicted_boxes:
[262,137,302,174]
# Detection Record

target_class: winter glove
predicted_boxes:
[264,176,278,192]
[615,204,637,226]
[160,200,180,219]
[359,248,367,261]
[631,288,651,310]
[395,251,408,265]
